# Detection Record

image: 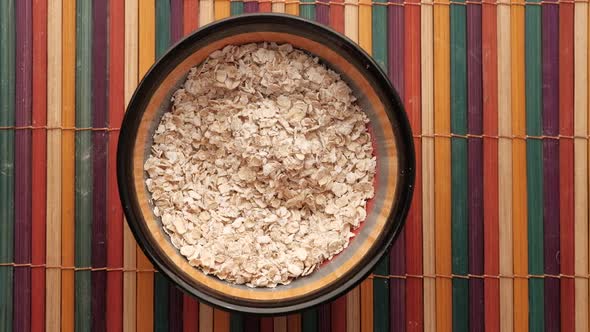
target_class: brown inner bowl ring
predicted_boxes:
[117,14,415,315]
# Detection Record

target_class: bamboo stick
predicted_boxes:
[31,1,48,330]
[510,0,528,329]
[137,1,156,330]
[433,0,452,328]
[358,0,371,53]
[421,0,435,328]
[344,0,358,42]
[346,286,360,332]
[123,0,138,331]
[497,0,514,328]
[106,0,125,329]
[61,0,75,330]
[45,0,62,330]
[574,2,589,330]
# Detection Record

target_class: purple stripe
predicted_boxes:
[318,303,331,331]
[91,1,108,330]
[14,0,32,330]
[244,315,260,332]
[169,285,184,332]
[388,0,405,331]
[467,1,484,331]
[170,0,183,43]
[244,1,259,13]
[541,2,560,331]
[316,0,329,25]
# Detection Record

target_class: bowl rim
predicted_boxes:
[117,13,415,315]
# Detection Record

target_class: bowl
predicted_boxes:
[117,13,414,315]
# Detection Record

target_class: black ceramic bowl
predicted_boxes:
[118,13,414,314]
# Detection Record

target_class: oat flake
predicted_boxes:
[144,43,376,288]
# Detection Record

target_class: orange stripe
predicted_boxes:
[359,280,373,332]
[482,0,500,330]
[433,0,452,330]
[510,0,528,329]
[137,0,155,331]
[213,309,230,332]
[287,314,301,332]
[61,0,75,331]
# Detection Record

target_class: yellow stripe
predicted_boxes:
[199,0,214,26]
[272,0,286,12]
[274,316,288,332]
[358,0,371,54]
[214,0,230,20]
[199,304,213,332]
[421,0,436,328]
[497,0,514,329]
[344,0,358,42]
[577,1,590,330]
[46,0,63,330]
[124,0,138,331]
[346,286,360,332]
[61,0,75,330]
[286,0,299,15]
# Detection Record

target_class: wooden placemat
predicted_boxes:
[0,0,588,330]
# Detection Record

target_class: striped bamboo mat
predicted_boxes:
[0,0,589,331]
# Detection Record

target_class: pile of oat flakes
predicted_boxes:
[144,43,376,288]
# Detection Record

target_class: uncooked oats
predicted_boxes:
[144,43,376,288]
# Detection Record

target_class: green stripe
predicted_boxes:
[230,1,244,15]
[450,2,468,331]
[300,0,315,21]
[371,6,389,331]
[373,255,389,331]
[525,2,544,331]
[154,4,171,331]
[302,308,318,332]
[0,1,15,331]
[154,273,170,332]
[75,0,93,330]
[230,313,244,332]
[371,0,387,71]
[156,0,170,59]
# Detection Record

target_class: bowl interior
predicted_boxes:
[119,14,413,314]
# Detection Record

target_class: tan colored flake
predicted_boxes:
[144,43,376,288]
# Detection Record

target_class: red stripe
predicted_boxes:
[106,0,125,330]
[182,295,199,332]
[183,0,199,35]
[329,0,344,33]
[558,1,575,330]
[404,0,422,330]
[482,1,499,331]
[259,0,272,12]
[31,1,47,331]
[260,317,274,332]
[331,295,346,332]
